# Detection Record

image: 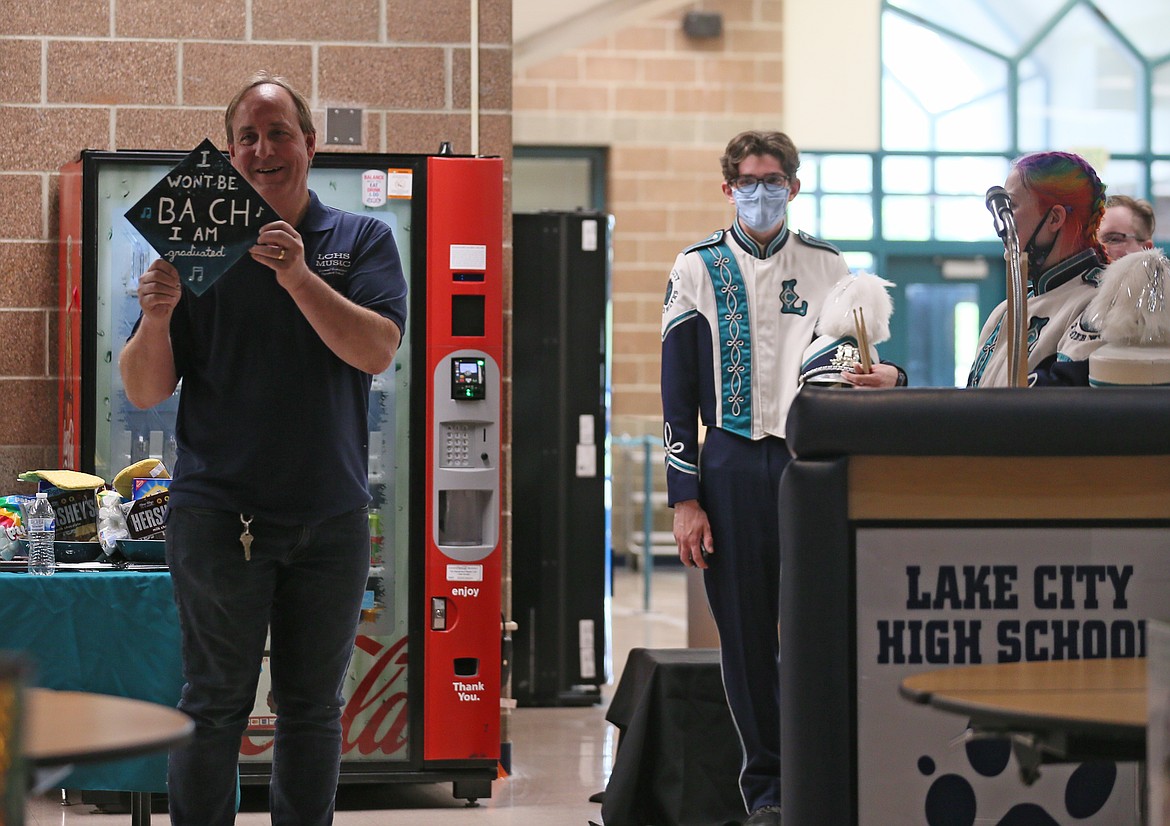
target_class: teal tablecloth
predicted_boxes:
[0,570,183,792]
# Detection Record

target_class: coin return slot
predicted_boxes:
[431,597,448,631]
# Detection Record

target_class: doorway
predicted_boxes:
[881,251,1005,387]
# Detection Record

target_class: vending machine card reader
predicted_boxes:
[451,357,487,401]
[433,351,499,549]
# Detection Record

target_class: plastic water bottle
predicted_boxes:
[26,492,57,576]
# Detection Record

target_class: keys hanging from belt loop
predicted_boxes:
[239,514,254,561]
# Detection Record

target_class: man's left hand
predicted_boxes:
[840,362,900,388]
[252,221,310,292]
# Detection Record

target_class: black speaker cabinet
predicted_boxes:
[511,211,612,706]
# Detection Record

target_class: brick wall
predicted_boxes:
[514,0,784,424]
[0,0,511,491]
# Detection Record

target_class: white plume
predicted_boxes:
[1084,249,1170,346]
[814,272,895,343]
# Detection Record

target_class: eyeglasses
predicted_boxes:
[729,174,789,194]
[1100,232,1142,246]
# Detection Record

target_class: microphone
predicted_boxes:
[985,186,1013,239]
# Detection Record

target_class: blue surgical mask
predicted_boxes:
[733,185,790,234]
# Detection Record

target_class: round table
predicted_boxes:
[21,688,192,826]
[900,658,1146,782]
[24,688,192,767]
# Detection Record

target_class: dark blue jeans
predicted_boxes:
[165,506,370,826]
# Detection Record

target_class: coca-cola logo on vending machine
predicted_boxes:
[240,634,409,759]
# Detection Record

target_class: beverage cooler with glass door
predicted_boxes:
[57,148,504,801]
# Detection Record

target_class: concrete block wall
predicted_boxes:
[514,0,785,421]
[0,0,512,491]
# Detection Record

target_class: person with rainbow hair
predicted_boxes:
[967,151,1108,387]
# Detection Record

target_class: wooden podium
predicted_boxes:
[779,387,1170,826]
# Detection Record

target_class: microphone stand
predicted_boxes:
[987,189,1029,388]
[1002,212,1029,387]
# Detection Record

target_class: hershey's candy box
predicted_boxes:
[125,490,169,540]
[42,485,99,542]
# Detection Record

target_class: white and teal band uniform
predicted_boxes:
[967,248,1105,387]
[660,220,903,814]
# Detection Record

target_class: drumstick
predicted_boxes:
[853,307,873,373]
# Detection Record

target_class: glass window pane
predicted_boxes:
[1154,162,1170,197]
[904,282,982,387]
[512,157,594,211]
[954,298,982,387]
[1019,5,1142,154]
[887,0,996,41]
[1017,65,1049,152]
[821,195,874,240]
[882,77,932,151]
[883,12,1010,153]
[983,0,1069,43]
[1098,159,1146,200]
[883,14,1008,116]
[788,196,817,237]
[935,157,1010,195]
[935,196,999,242]
[935,93,1010,152]
[843,251,875,273]
[882,195,931,241]
[798,155,819,191]
[1155,63,1170,155]
[882,156,931,194]
[886,0,1065,50]
[1095,0,1170,61]
[819,155,872,193]
[1151,161,1170,244]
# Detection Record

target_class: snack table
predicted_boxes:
[0,569,183,793]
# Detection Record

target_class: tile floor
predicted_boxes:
[24,563,692,825]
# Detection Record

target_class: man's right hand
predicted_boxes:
[673,499,714,570]
[137,259,182,321]
[121,259,180,410]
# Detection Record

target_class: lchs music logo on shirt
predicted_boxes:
[855,527,1167,825]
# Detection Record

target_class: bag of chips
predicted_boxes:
[0,495,30,560]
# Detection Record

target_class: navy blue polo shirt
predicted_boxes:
[161,191,407,523]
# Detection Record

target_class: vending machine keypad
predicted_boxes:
[441,423,474,467]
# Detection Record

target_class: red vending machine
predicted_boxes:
[421,160,504,769]
[57,150,504,801]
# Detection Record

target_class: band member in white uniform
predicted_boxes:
[661,130,903,826]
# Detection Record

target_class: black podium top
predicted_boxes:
[785,386,1170,459]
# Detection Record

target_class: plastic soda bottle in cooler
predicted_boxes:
[368,511,383,566]
[26,492,57,576]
